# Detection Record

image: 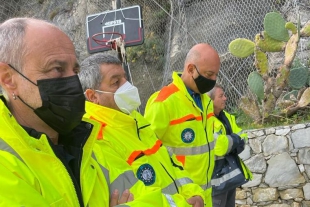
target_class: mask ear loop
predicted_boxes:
[95,89,113,94]
[7,64,36,110]
[8,64,37,86]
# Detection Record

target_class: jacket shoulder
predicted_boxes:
[154,84,179,102]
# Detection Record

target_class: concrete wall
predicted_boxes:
[236,123,310,207]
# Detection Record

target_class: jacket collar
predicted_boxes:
[85,101,140,128]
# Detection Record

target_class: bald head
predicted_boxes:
[0,17,78,139]
[181,43,220,93]
[185,43,220,66]
[0,18,63,73]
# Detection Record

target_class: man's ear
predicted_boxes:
[186,63,196,75]
[0,63,17,92]
[84,89,99,104]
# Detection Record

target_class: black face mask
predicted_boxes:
[192,65,216,94]
[8,64,85,135]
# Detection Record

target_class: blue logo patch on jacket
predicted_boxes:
[137,164,156,186]
[181,128,195,143]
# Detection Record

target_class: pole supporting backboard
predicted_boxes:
[86,5,144,54]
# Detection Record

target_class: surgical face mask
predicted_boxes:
[8,64,85,135]
[193,65,216,94]
[95,81,141,114]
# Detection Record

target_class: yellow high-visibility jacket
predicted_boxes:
[0,96,168,207]
[84,101,205,206]
[144,72,215,206]
[212,110,252,195]
[92,139,181,207]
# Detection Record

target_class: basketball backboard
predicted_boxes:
[86,5,144,54]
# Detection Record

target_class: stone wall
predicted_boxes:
[236,123,310,207]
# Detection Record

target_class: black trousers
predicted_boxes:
[212,188,236,207]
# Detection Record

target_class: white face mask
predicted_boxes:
[95,81,141,114]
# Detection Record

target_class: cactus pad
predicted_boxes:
[247,71,264,101]
[284,33,299,67]
[255,32,286,52]
[264,12,289,42]
[297,88,310,108]
[288,67,308,89]
[254,48,268,76]
[283,90,298,100]
[301,21,310,37]
[228,38,255,58]
[285,22,297,34]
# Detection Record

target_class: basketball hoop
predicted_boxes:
[92,32,127,64]
[92,32,124,50]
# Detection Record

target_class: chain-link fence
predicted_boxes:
[0,0,308,114]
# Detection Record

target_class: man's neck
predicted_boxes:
[214,109,221,116]
[10,102,59,144]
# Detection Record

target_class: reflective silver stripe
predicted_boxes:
[211,168,242,186]
[163,194,177,207]
[162,177,193,194]
[0,139,23,161]
[214,132,219,140]
[166,147,174,157]
[167,141,214,156]
[215,155,225,161]
[92,152,111,188]
[92,152,138,196]
[177,177,193,186]
[200,181,212,190]
[226,135,234,154]
[110,170,138,196]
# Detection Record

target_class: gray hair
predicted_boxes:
[0,18,27,97]
[79,53,122,91]
[0,18,61,96]
[207,83,223,100]
[0,18,28,72]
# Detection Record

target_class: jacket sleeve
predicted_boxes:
[144,93,169,139]
[168,151,206,204]
[93,141,179,207]
[0,151,50,206]
[213,113,247,156]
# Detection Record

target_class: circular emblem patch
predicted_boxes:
[181,128,195,143]
[136,164,156,186]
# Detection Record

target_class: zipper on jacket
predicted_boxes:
[204,100,212,187]
[160,162,179,194]
[134,119,141,140]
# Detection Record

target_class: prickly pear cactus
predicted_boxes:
[288,67,308,89]
[285,22,297,34]
[264,12,289,42]
[254,48,268,76]
[284,33,299,66]
[229,11,310,122]
[255,31,286,52]
[228,38,255,58]
[283,90,298,100]
[247,71,264,101]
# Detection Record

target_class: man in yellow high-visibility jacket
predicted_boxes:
[79,53,205,207]
[144,43,221,206]
[208,84,252,207]
[0,17,172,207]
